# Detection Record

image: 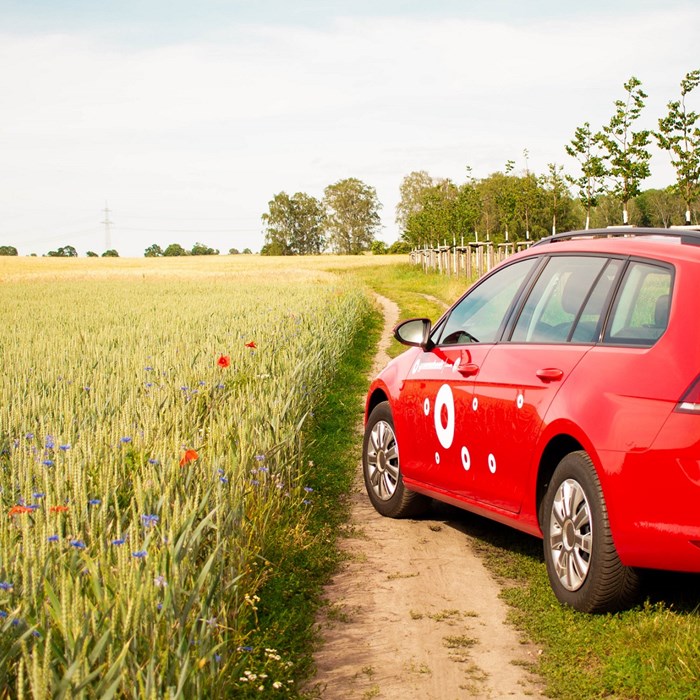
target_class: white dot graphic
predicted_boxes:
[423,398,430,416]
[488,453,497,474]
[435,451,441,464]
[461,446,471,471]
[517,393,524,409]
[434,384,455,449]
[472,397,479,411]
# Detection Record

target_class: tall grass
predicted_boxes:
[0,259,370,697]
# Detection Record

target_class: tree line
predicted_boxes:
[2,71,696,258]
[261,70,699,253]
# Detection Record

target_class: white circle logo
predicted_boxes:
[461,446,470,471]
[488,453,497,474]
[516,393,524,409]
[434,384,455,449]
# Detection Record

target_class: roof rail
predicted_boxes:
[533,226,700,247]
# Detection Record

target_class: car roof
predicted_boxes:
[519,227,700,265]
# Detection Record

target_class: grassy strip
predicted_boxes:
[354,260,700,700]
[244,294,383,696]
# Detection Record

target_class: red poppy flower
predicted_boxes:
[8,505,32,517]
[49,505,69,513]
[217,354,231,368]
[245,341,257,349]
[180,449,199,467]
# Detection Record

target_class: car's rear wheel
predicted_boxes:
[542,451,640,613]
[363,401,429,518]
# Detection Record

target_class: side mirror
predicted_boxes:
[394,318,434,350]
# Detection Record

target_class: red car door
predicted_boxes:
[463,255,622,513]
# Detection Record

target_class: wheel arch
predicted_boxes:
[365,387,389,423]
[535,433,585,528]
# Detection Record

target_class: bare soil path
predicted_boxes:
[309,295,544,700]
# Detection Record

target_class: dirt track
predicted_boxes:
[309,295,544,699]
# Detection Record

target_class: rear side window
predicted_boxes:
[604,261,672,346]
[511,256,611,343]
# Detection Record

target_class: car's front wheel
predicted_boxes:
[362,401,429,518]
[542,451,640,613]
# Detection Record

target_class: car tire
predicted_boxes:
[362,401,429,518]
[542,451,640,613]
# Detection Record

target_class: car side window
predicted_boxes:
[436,257,537,345]
[510,256,609,343]
[604,261,672,346]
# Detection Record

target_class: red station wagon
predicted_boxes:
[362,227,700,613]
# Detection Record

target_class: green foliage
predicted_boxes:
[190,242,219,256]
[86,251,99,257]
[0,245,18,256]
[656,69,700,223]
[162,243,189,257]
[46,245,78,257]
[242,248,253,255]
[144,244,163,258]
[566,121,607,229]
[370,240,388,255]
[101,249,119,257]
[229,248,240,255]
[595,76,652,224]
[324,178,382,254]
[262,191,326,256]
[388,240,411,254]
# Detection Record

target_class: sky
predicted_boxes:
[1,0,698,257]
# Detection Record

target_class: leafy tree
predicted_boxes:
[396,170,435,234]
[190,242,219,255]
[260,240,287,256]
[454,179,483,241]
[242,248,253,254]
[228,248,240,255]
[0,245,18,256]
[162,243,188,257]
[566,121,607,229]
[47,245,78,257]
[388,240,411,254]
[403,179,459,247]
[86,251,99,257]
[102,249,119,257]
[144,244,163,257]
[656,69,700,224]
[596,76,652,225]
[261,192,325,255]
[540,163,569,235]
[371,240,388,255]
[636,188,686,227]
[323,178,381,254]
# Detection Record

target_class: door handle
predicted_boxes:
[458,363,480,377]
[536,368,564,382]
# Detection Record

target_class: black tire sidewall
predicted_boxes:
[362,401,408,517]
[542,451,613,612]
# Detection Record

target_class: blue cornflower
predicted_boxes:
[88,499,101,506]
[120,437,132,444]
[198,380,206,386]
[0,611,7,619]
[220,476,228,483]
[145,382,153,388]
[141,514,159,527]
[258,466,269,474]
[44,436,55,449]
[33,493,44,499]
[238,645,253,652]
[180,386,189,392]
[214,654,221,663]
[145,366,154,371]
[303,486,314,493]
[42,460,54,467]
[157,603,163,610]
[27,504,40,510]
[250,479,260,486]
[255,454,265,462]
[25,433,34,440]
[148,458,160,465]
[303,499,312,505]
[132,550,147,559]
[216,383,225,389]
[83,386,90,392]
[70,540,86,549]
[111,538,125,546]
[59,444,70,451]
[0,582,13,591]
[48,535,59,542]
